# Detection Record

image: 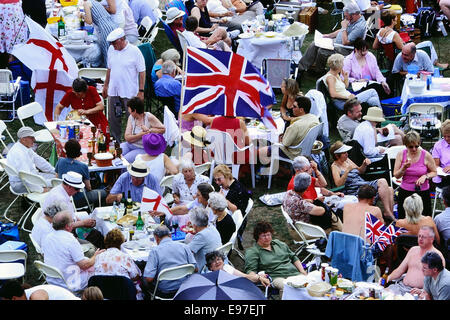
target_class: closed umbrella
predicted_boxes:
[173,270,266,300]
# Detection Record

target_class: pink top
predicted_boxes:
[343,51,386,83]
[361,63,372,81]
[400,149,429,191]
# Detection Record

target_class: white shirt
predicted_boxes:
[207,0,229,14]
[42,230,89,291]
[135,153,166,183]
[352,120,382,158]
[25,284,80,300]
[6,141,55,192]
[42,184,76,218]
[31,217,54,249]
[181,30,207,49]
[101,0,126,27]
[107,43,146,98]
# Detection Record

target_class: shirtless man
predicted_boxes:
[342,184,384,240]
[385,226,445,295]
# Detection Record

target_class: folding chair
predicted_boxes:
[160,174,175,205]
[385,145,406,188]
[29,233,43,256]
[432,187,444,219]
[194,162,211,176]
[138,16,156,43]
[33,260,74,290]
[267,123,323,189]
[0,250,27,282]
[230,209,244,260]
[0,120,15,191]
[0,160,29,223]
[150,264,196,300]
[331,0,344,31]
[0,69,22,122]
[295,221,328,268]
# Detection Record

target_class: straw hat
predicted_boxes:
[311,140,323,154]
[182,126,210,148]
[127,159,150,178]
[165,7,186,24]
[282,22,309,37]
[363,107,385,123]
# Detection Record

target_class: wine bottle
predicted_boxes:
[126,190,133,215]
[136,211,144,230]
[58,16,66,38]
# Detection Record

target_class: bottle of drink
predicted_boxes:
[380,267,389,287]
[264,5,272,20]
[57,16,66,38]
[126,190,133,215]
[136,211,144,230]
[109,139,116,157]
[112,201,118,221]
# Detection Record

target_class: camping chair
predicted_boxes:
[16,102,54,154]
[205,129,256,188]
[138,16,156,43]
[280,205,317,261]
[160,18,183,56]
[385,145,406,188]
[155,95,176,119]
[0,160,29,223]
[0,250,27,282]
[0,69,22,122]
[137,42,157,113]
[150,263,196,300]
[295,221,328,269]
[267,123,323,189]
[88,275,137,300]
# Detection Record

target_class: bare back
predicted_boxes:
[342,202,383,241]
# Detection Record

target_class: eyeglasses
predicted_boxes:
[407,145,419,149]
[214,176,224,182]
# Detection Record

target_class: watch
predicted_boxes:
[139,89,144,92]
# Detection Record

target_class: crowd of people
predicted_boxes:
[0,0,449,301]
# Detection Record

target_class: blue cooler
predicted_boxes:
[171,229,186,241]
[381,96,403,117]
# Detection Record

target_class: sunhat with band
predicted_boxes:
[363,107,385,123]
[62,171,85,189]
[182,126,211,148]
[165,7,186,24]
[127,159,150,178]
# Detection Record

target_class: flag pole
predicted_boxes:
[178,46,188,161]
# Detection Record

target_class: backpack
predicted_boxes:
[415,8,437,38]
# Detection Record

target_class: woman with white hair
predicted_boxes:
[31,200,69,249]
[187,207,222,271]
[208,192,236,244]
[395,193,440,243]
[151,48,183,84]
[172,159,210,205]
[324,53,381,111]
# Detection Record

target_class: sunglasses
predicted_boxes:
[407,145,419,149]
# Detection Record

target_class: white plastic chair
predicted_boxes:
[139,16,156,43]
[230,209,244,259]
[160,174,175,204]
[31,207,43,226]
[244,198,254,219]
[216,241,233,258]
[78,68,107,81]
[408,103,444,142]
[34,260,73,289]
[433,187,443,219]
[295,221,328,267]
[206,129,256,188]
[18,171,50,232]
[149,24,159,43]
[385,145,406,188]
[0,160,29,223]
[0,250,27,282]
[176,30,189,53]
[0,69,22,122]
[267,123,324,189]
[151,263,196,300]
[29,233,43,256]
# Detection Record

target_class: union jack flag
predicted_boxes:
[181,47,277,129]
[375,224,407,251]
[365,212,407,251]
[365,212,385,244]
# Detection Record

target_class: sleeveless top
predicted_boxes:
[400,149,430,191]
[136,153,165,182]
[376,29,396,45]
[197,5,212,36]
[324,73,351,99]
[210,116,241,145]
[130,112,151,148]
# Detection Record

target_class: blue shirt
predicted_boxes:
[392,50,434,73]
[129,0,157,25]
[109,171,162,202]
[335,15,366,45]
[188,225,222,272]
[154,75,182,112]
[55,158,90,181]
[143,237,196,292]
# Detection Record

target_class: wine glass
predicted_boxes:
[172,223,179,234]
[87,152,93,166]
[90,125,97,138]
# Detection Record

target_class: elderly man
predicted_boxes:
[6,126,56,193]
[31,199,68,249]
[386,226,445,296]
[142,225,197,299]
[42,211,104,291]
[342,184,384,240]
[410,251,450,300]
[392,42,434,77]
[102,27,146,142]
[106,159,162,204]
[337,98,362,143]
[283,173,342,233]
[296,3,366,83]
[154,60,182,115]
[0,280,80,300]
[434,186,450,244]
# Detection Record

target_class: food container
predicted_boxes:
[94,152,113,167]
[307,282,332,297]
[408,80,426,95]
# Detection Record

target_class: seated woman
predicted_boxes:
[181,111,214,133]
[395,193,440,244]
[151,49,183,85]
[120,97,165,163]
[171,159,209,205]
[373,11,448,69]
[280,78,300,126]
[55,139,107,208]
[283,172,342,233]
[244,221,307,298]
[205,250,270,287]
[330,140,395,220]
[432,119,450,188]
[212,164,250,213]
[181,16,232,51]
[93,228,143,299]
[323,53,381,111]
[343,38,391,99]
[55,78,109,133]
[136,133,178,183]
[393,130,437,219]
[208,192,236,244]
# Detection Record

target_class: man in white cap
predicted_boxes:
[106,159,162,204]
[6,126,56,193]
[102,27,146,142]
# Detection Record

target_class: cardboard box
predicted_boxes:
[299,7,318,33]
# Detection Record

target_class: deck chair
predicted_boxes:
[205,129,256,188]
[267,123,323,189]
[0,69,22,122]
[88,275,137,300]
[346,139,390,181]
[0,250,27,282]
[151,264,195,300]
[160,18,183,56]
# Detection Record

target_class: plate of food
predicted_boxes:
[181,224,196,234]
[239,32,254,39]
[264,31,277,38]
[117,214,137,226]
[284,275,309,288]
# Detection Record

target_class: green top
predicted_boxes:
[244,239,300,279]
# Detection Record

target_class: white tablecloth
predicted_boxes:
[401,77,450,114]
[282,284,328,300]
[247,116,285,144]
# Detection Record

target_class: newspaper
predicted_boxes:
[314,30,334,50]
